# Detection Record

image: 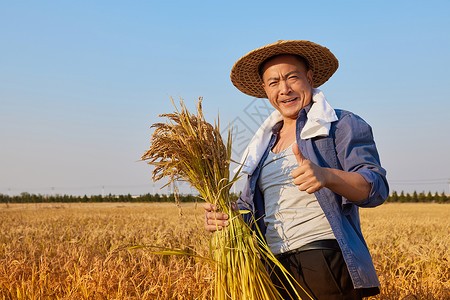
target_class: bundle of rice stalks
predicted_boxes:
[141,97,303,299]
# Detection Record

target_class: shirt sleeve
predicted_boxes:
[333,112,389,207]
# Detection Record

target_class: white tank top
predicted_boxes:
[258,145,335,255]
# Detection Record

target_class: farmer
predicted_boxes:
[204,40,388,299]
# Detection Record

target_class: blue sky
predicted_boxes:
[1,0,449,196]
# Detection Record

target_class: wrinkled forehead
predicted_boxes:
[258,54,309,78]
[259,54,309,79]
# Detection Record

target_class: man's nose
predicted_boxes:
[279,80,291,94]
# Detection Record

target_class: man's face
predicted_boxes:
[261,55,314,122]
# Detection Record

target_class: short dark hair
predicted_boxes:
[258,54,310,79]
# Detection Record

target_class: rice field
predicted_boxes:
[0,202,448,299]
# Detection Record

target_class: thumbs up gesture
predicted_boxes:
[291,142,327,194]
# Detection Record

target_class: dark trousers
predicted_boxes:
[266,242,380,300]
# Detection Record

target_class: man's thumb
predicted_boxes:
[292,142,305,165]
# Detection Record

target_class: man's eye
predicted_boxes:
[268,81,277,87]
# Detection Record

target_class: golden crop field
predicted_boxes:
[0,202,448,299]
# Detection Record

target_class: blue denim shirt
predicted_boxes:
[237,105,389,289]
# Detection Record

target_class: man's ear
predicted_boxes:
[306,69,314,86]
[262,82,268,94]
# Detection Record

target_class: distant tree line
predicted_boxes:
[387,191,449,203]
[0,192,241,204]
[0,191,447,204]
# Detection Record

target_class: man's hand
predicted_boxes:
[291,142,371,202]
[291,143,327,194]
[203,203,229,232]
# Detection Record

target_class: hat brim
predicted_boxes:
[230,40,339,98]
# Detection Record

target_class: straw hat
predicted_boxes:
[230,40,339,98]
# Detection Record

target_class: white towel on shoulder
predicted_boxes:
[235,88,337,175]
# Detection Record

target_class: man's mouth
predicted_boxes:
[282,98,297,104]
